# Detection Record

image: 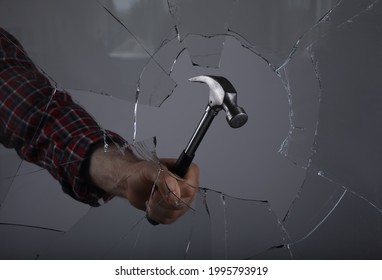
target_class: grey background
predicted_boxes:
[0,0,381,259]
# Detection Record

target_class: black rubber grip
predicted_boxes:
[171,150,194,178]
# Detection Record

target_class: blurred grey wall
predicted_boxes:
[1,0,381,259]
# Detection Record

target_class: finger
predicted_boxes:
[148,182,185,210]
[146,198,187,225]
[146,177,195,224]
[143,159,198,209]
[141,161,188,209]
[183,163,199,189]
[152,168,182,206]
[158,159,199,209]
[162,173,197,210]
[160,158,200,188]
[148,184,190,211]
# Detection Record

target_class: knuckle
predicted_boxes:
[163,211,182,224]
[182,185,197,197]
[190,162,200,175]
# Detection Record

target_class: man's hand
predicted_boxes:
[88,145,199,224]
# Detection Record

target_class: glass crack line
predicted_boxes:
[129,218,145,260]
[170,47,187,73]
[286,244,294,259]
[336,0,381,29]
[95,0,173,81]
[184,240,191,257]
[0,168,46,181]
[99,214,147,260]
[318,171,382,214]
[275,0,344,72]
[346,188,382,214]
[183,210,197,259]
[61,87,112,97]
[133,87,139,143]
[199,187,268,203]
[201,189,212,221]
[102,128,109,152]
[220,193,228,259]
[0,222,65,233]
[244,244,288,260]
[280,45,326,224]
[1,87,58,207]
[280,0,382,73]
[226,30,278,71]
[286,188,347,246]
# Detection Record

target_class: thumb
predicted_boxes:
[163,173,181,204]
[143,161,181,206]
[153,170,182,206]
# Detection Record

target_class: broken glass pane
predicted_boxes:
[161,36,306,220]
[0,146,22,206]
[96,0,178,106]
[307,2,382,210]
[30,188,288,260]
[228,0,340,69]
[204,191,287,259]
[0,0,381,260]
[0,0,175,106]
[0,225,62,260]
[168,0,232,67]
[282,168,348,242]
[38,197,142,259]
[97,0,175,56]
[0,161,90,232]
[277,50,321,167]
[287,185,382,259]
[295,0,381,60]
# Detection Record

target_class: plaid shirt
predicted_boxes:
[0,28,126,206]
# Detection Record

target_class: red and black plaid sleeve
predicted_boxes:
[0,27,126,206]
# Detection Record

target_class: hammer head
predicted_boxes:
[189,75,248,128]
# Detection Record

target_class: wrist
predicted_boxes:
[88,144,137,194]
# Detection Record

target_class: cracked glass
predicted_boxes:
[0,0,381,259]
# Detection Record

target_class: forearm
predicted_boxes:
[0,27,200,224]
[0,27,126,206]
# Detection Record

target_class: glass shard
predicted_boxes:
[0,146,22,206]
[308,2,382,210]
[0,161,90,232]
[289,191,382,259]
[282,168,348,242]
[164,36,305,220]
[0,225,62,260]
[228,0,340,68]
[293,0,381,65]
[111,207,196,259]
[97,0,175,55]
[39,197,142,259]
[0,0,173,106]
[205,191,286,259]
[168,0,233,67]
[96,0,178,106]
[277,50,321,167]
[182,35,226,68]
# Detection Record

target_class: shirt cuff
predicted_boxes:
[60,129,127,207]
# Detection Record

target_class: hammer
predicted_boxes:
[172,75,248,177]
[148,75,248,225]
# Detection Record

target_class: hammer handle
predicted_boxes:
[171,106,216,178]
[172,151,194,178]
